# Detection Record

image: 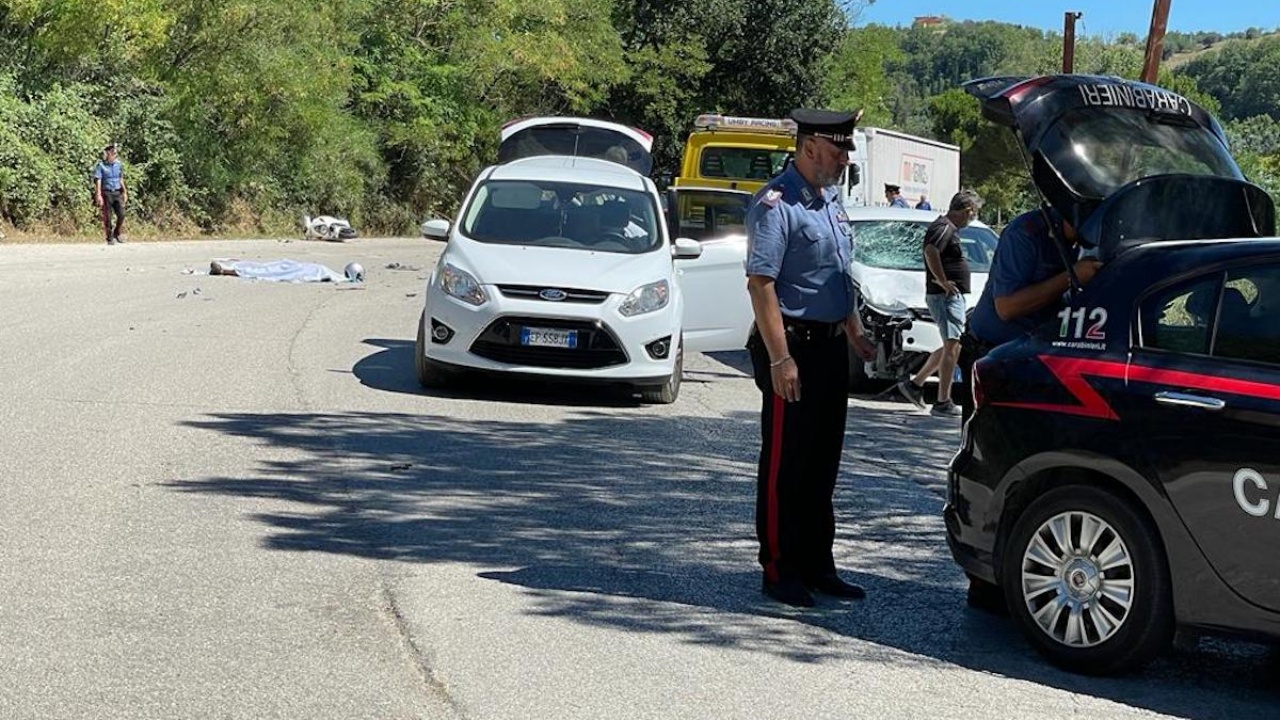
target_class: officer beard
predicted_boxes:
[815,168,843,188]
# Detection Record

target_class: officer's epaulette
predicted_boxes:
[759,186,784,208]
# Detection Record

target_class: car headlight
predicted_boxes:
[439,263,487,306]
[619,279,670,317]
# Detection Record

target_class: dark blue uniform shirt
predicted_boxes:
[745,165,854,323]
[968,210,1071,345]
[94,160,124,192]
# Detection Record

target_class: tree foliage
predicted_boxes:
[0,3,1276,234]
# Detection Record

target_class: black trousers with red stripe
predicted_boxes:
[748,327,849,585]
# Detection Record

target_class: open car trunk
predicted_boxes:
[498,117,654,176]
[963,75,1274,260]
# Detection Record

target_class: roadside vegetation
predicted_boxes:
[0,1,1276,239]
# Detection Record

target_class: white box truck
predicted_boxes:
[840,127,960,210]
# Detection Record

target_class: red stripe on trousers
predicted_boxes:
[764,393,785,582]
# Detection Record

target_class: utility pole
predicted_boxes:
[1140,0,1173,83]
[1063,12,1083,73]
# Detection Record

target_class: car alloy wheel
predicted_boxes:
[1002,485,1173,675]
[1019,510,1133,648]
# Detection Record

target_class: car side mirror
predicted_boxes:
[672,237,703,259]
[421,218,450,241]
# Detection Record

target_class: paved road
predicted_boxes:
[1,237,1276,719]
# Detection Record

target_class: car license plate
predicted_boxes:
[520,327,578,349]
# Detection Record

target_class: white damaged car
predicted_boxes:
[846,206,999,388]
[415,118,751,403]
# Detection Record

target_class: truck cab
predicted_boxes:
[672,114,796,194]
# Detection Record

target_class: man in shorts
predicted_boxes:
[897,190,984,417]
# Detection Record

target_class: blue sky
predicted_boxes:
[856,0,1280,37]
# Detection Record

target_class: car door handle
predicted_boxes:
[1154,391,1226,411]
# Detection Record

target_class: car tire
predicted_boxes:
[414,313,447,390]
[640,342,682,404]
[1001,485,1173,675]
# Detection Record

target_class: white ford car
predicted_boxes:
[416,118,751,403]
[846,206,999,387]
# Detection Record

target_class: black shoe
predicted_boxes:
[114,235,126,244]
[806,573,867,600]
[762,579,816,608]
[896,379,926,409]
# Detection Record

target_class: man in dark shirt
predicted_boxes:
[897,190,983,417]
[960,208,1103,421]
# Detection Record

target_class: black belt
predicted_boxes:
[960,329,995,356]
[783,319,844,341]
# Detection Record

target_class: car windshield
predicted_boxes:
[699,147,789,181]
[849,220,999,272]
[461,180,660,254]
[671,189,750,242]
[1038,108,1241,199]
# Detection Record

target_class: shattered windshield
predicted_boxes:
[849,220,999,272]
[1039,108,1240,199]
[461,180,660,254]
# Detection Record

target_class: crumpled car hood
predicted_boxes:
[851,262,988,314]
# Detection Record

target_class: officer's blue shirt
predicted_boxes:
[889,196,909,208]
[745,165,854,323]
[94,160,124,192]
[968,210,1071,345]
[916,201,933,211]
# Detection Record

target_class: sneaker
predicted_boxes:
[931,400,962,417]
[106,238,118,246]
[896,379,926,409]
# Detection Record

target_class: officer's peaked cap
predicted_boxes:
[885,183,901,193]
[791,108,863,150]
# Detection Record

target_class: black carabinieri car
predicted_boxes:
[946,74,1280,675]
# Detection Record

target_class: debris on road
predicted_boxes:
[385,262,422,272]
[302,214,359,242]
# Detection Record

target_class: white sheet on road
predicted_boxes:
[214,258,347,283]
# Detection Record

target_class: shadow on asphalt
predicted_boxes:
[172,345,1278,720]
[354,338,652,407]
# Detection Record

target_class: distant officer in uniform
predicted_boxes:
[93,143,129,245]
[746,108,876,608]
[885,184,909,208]
[915,195,933,211]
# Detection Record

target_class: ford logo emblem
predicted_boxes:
[539,288,568,302]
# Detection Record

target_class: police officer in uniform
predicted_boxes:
[746,108,876,608]
[960,209,1103,423]
[885,184,909,208]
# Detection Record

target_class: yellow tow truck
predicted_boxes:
[671,114,796,193]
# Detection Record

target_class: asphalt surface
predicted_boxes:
[1,236,1276,719]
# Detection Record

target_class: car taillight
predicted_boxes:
[971,358,988,409]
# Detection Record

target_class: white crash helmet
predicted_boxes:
[344,262,365,282]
